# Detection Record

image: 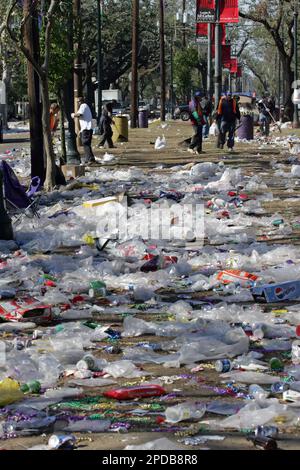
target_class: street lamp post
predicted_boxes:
[293,2,299,128]
[97,0,103,123]
[214,0,222,111]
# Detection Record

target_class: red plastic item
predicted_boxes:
[104,384,166,400]
[296,325,300,337]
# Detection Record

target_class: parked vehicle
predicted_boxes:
[173,104,190,121]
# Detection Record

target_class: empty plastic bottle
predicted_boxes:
[165,402,206,423]
[292,340,300,365]
[248,384,269,400]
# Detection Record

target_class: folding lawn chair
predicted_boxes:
[0,160,41,223]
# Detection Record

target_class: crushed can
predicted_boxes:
[48,434,76,450]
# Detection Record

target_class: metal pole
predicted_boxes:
[159,0,166,122]
[130,0,139,128]
[293,5,299,128]
[170,31,174,117]
[73,0,83,147]
[97,0,103,124]
[0,168,13,240]
[214,0,222,111]
[182,0,186,48]
[207,23,212,98]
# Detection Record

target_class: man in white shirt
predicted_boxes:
[71,97,95,164]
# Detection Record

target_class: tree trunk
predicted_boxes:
[23,0,44,183]
[281,55,294,122]
[41,78,56,191]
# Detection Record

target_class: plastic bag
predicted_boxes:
[0,378,23,407]
[154,135,166,150]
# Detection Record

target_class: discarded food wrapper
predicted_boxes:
[0,297,52,323]
[251,280,300,303]
[216,270,259,287]
[82,193,125,208]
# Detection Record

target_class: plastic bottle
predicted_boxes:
[269,357,284,372]
[88,280,106,298]
[165,402,206,423]
[292,340,300,365]
[76,354,106,372]
[254,425,279,439]
[215,359,233,373]
[64,419,111,433]
[20,380,41,394]
[248,384,269,400]
[247,434,278,450]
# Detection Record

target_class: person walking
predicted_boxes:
[258,97,271,136]
[98,102,116,149]
[216,92,241,151]
[188,91,206,155]
[71,96,95,164]
[201,95,213,139]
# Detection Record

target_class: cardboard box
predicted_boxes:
[82,193,125,208]
[61,165,85,179]
[0,297,52,323]
[251,280,300,303]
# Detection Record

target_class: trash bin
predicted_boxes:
[138,110,148,128]
[112,116,128,143]
[237,115,254,141]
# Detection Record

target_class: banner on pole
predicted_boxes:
[197,23,227,48]
[196,22,209,44]
[221,45,232,68]
[196,0,215,23]
[229,57,238,73]
[220,0,239,24]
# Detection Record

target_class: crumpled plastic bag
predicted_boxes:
[155,135,166,150]
[0,378,24,407]
[125,437,184,450]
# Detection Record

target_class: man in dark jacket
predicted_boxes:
[216,92,241,151]
[188,91,206,155]
[98,102,115,148]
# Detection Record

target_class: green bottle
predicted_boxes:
[89,280,106,298]
[20,380,41,394]
[269,357,284,372]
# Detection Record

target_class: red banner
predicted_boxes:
[196,0,215,23]
[220,0,239,24]
[229,57,238,73]
[196,22,208,44]
[222,45,232,68]
[196,23,226,45]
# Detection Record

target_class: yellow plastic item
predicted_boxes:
[112,116,128,143]
[0,378,24,407]
[83,194,124,208]
[82,234,95,246]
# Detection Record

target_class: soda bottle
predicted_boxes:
[215,359,232,373]
[247,434,278,450]
[20,380,41,394]
[104,384,166,400]
[248,384,269,400]
[255,425,279,439]
[88,280,106,298]
[269,357,284,372]
[76,354,104,372]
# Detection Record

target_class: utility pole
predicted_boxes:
[207,23,212,98]
[130,0,139,128]
[182,0,186,48]
[170,30,174,117]
[293,2,299,128]
[159,0,166,122]
[97,0,103,123]
[73,0,83,146]
[214,0,222,110]
[23,0,44,182]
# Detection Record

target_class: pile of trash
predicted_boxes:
[2,142,300,451]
